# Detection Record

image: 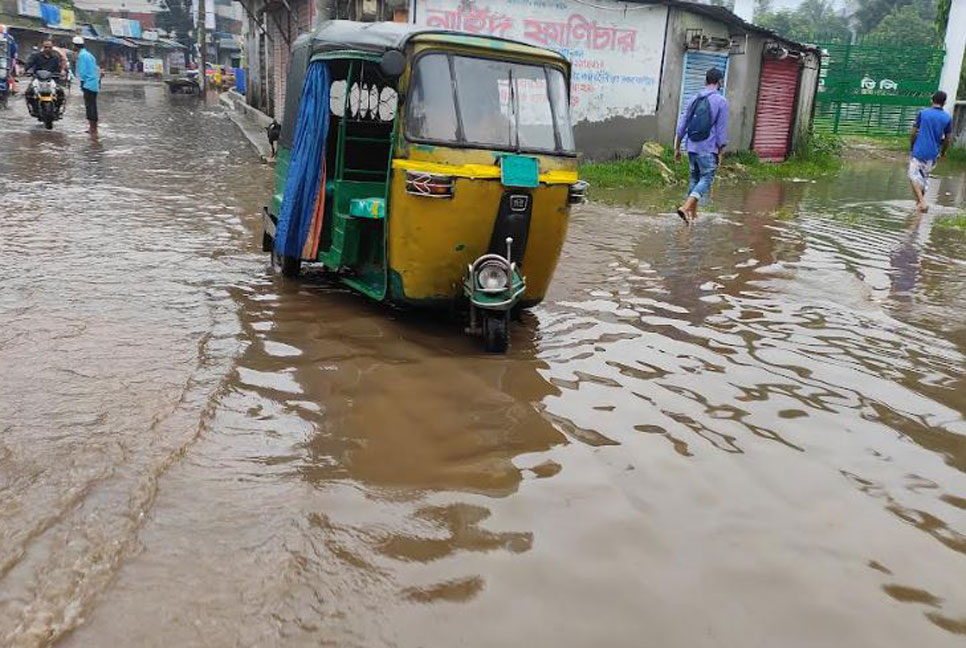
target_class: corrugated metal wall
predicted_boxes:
[677,51,730,124]
[752,56,800,161]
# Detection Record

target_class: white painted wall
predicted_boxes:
[411,0,669,124]
[940,0,966,116]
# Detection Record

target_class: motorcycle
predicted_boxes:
[164,69,201,95]
[26,70,65,129]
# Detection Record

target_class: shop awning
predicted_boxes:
[157,38,187,50]
[104,37,136,48]
[217,38,241,51]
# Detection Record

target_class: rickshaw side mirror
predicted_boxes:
[380,50,405,78]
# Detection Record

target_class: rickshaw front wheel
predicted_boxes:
[270,251,301,278]
[481,311,509,353]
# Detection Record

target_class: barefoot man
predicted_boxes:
[909,91,952,212]
[674,68,729,224]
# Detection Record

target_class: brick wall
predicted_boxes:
[266,0,312,120]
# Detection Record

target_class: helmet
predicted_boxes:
[72,35,84,46]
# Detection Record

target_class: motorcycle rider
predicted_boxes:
[24,39,64,116]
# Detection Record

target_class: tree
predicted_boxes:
[754,0,773,19]
[867,4,939,44]
[755,0,850,41]
[709,0,737,10]
[854,0,937,34]
[157,0,195,49]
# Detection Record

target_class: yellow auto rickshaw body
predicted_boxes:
[265,22,583,350]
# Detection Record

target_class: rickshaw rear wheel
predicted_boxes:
[281,255,301,278]
[482,312,509,353]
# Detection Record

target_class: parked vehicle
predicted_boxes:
[262,21,584,352]
[165,69,201,95]
[0,39,10,109]
[26,70,65,129]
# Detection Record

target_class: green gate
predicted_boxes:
[814,37,945,136]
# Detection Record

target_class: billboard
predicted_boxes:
[143,57,164,74]
[17,0,42,18]
[109,17,143,38]
[411,0,668,123]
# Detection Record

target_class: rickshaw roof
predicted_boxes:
[306,20,568,63]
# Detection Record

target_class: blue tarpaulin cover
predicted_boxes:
[275,62,330,259]
[40,3,61,27]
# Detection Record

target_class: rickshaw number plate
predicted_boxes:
[500,155,539,189]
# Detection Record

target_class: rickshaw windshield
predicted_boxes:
[407,53,575,154]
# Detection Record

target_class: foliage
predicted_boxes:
[157,0,195,48]
[934,213,966,231]
[793,130,844,158]
[579,137,843,191]
[854,0,937,34]
[757,0,941,44]
[579,157,672,189]
[867,4,940,44]
[936,0,950,30]
[756,0,851,42]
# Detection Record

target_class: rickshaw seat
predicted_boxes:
[348,197,385,219]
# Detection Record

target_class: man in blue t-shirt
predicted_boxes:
[909,91,953,212]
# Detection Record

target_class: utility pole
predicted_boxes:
[198,0,207,92]
[939,0,966,116]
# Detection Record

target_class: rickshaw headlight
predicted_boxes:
[476,261,509,291]
[568,180,589,204]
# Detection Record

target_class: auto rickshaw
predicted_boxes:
[262,21,585,352]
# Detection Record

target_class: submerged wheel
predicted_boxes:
[482,312,509,354]
[43,118,53,130]
[281,255,301,278]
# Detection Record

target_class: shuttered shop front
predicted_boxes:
[678,51,730,123]
[752,57,801,162]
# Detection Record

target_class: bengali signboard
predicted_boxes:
[412,0,667,123]
[142,30,159,42]
[58,8,75,29]
[17,0,42,19]
[108,17,143,39]
[143,57,164,74]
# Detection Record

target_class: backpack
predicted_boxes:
[686,94,713,143]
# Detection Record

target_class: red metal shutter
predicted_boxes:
[752,57,801,162]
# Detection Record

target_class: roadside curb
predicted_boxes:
[219,90,276,164]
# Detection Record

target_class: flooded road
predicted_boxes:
[2,83,966,647]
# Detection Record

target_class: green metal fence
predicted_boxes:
[813,37,945,136]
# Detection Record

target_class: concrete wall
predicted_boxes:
[574,115,660,160]
[792,50,821,151]
[726,33,765,150]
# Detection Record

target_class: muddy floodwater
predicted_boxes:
[2,83,966,647]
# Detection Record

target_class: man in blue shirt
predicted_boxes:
[73,36,100,136]
[674,67,729,224]
[909,91,952,212]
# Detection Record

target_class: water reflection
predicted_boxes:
[4,83,966,646]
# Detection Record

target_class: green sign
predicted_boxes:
[814,38,945,135]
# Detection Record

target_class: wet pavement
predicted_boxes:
[1,82,966,647]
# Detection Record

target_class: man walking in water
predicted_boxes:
[73,36,99,136]
[908,91,952,212]
[674,68,729,224]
